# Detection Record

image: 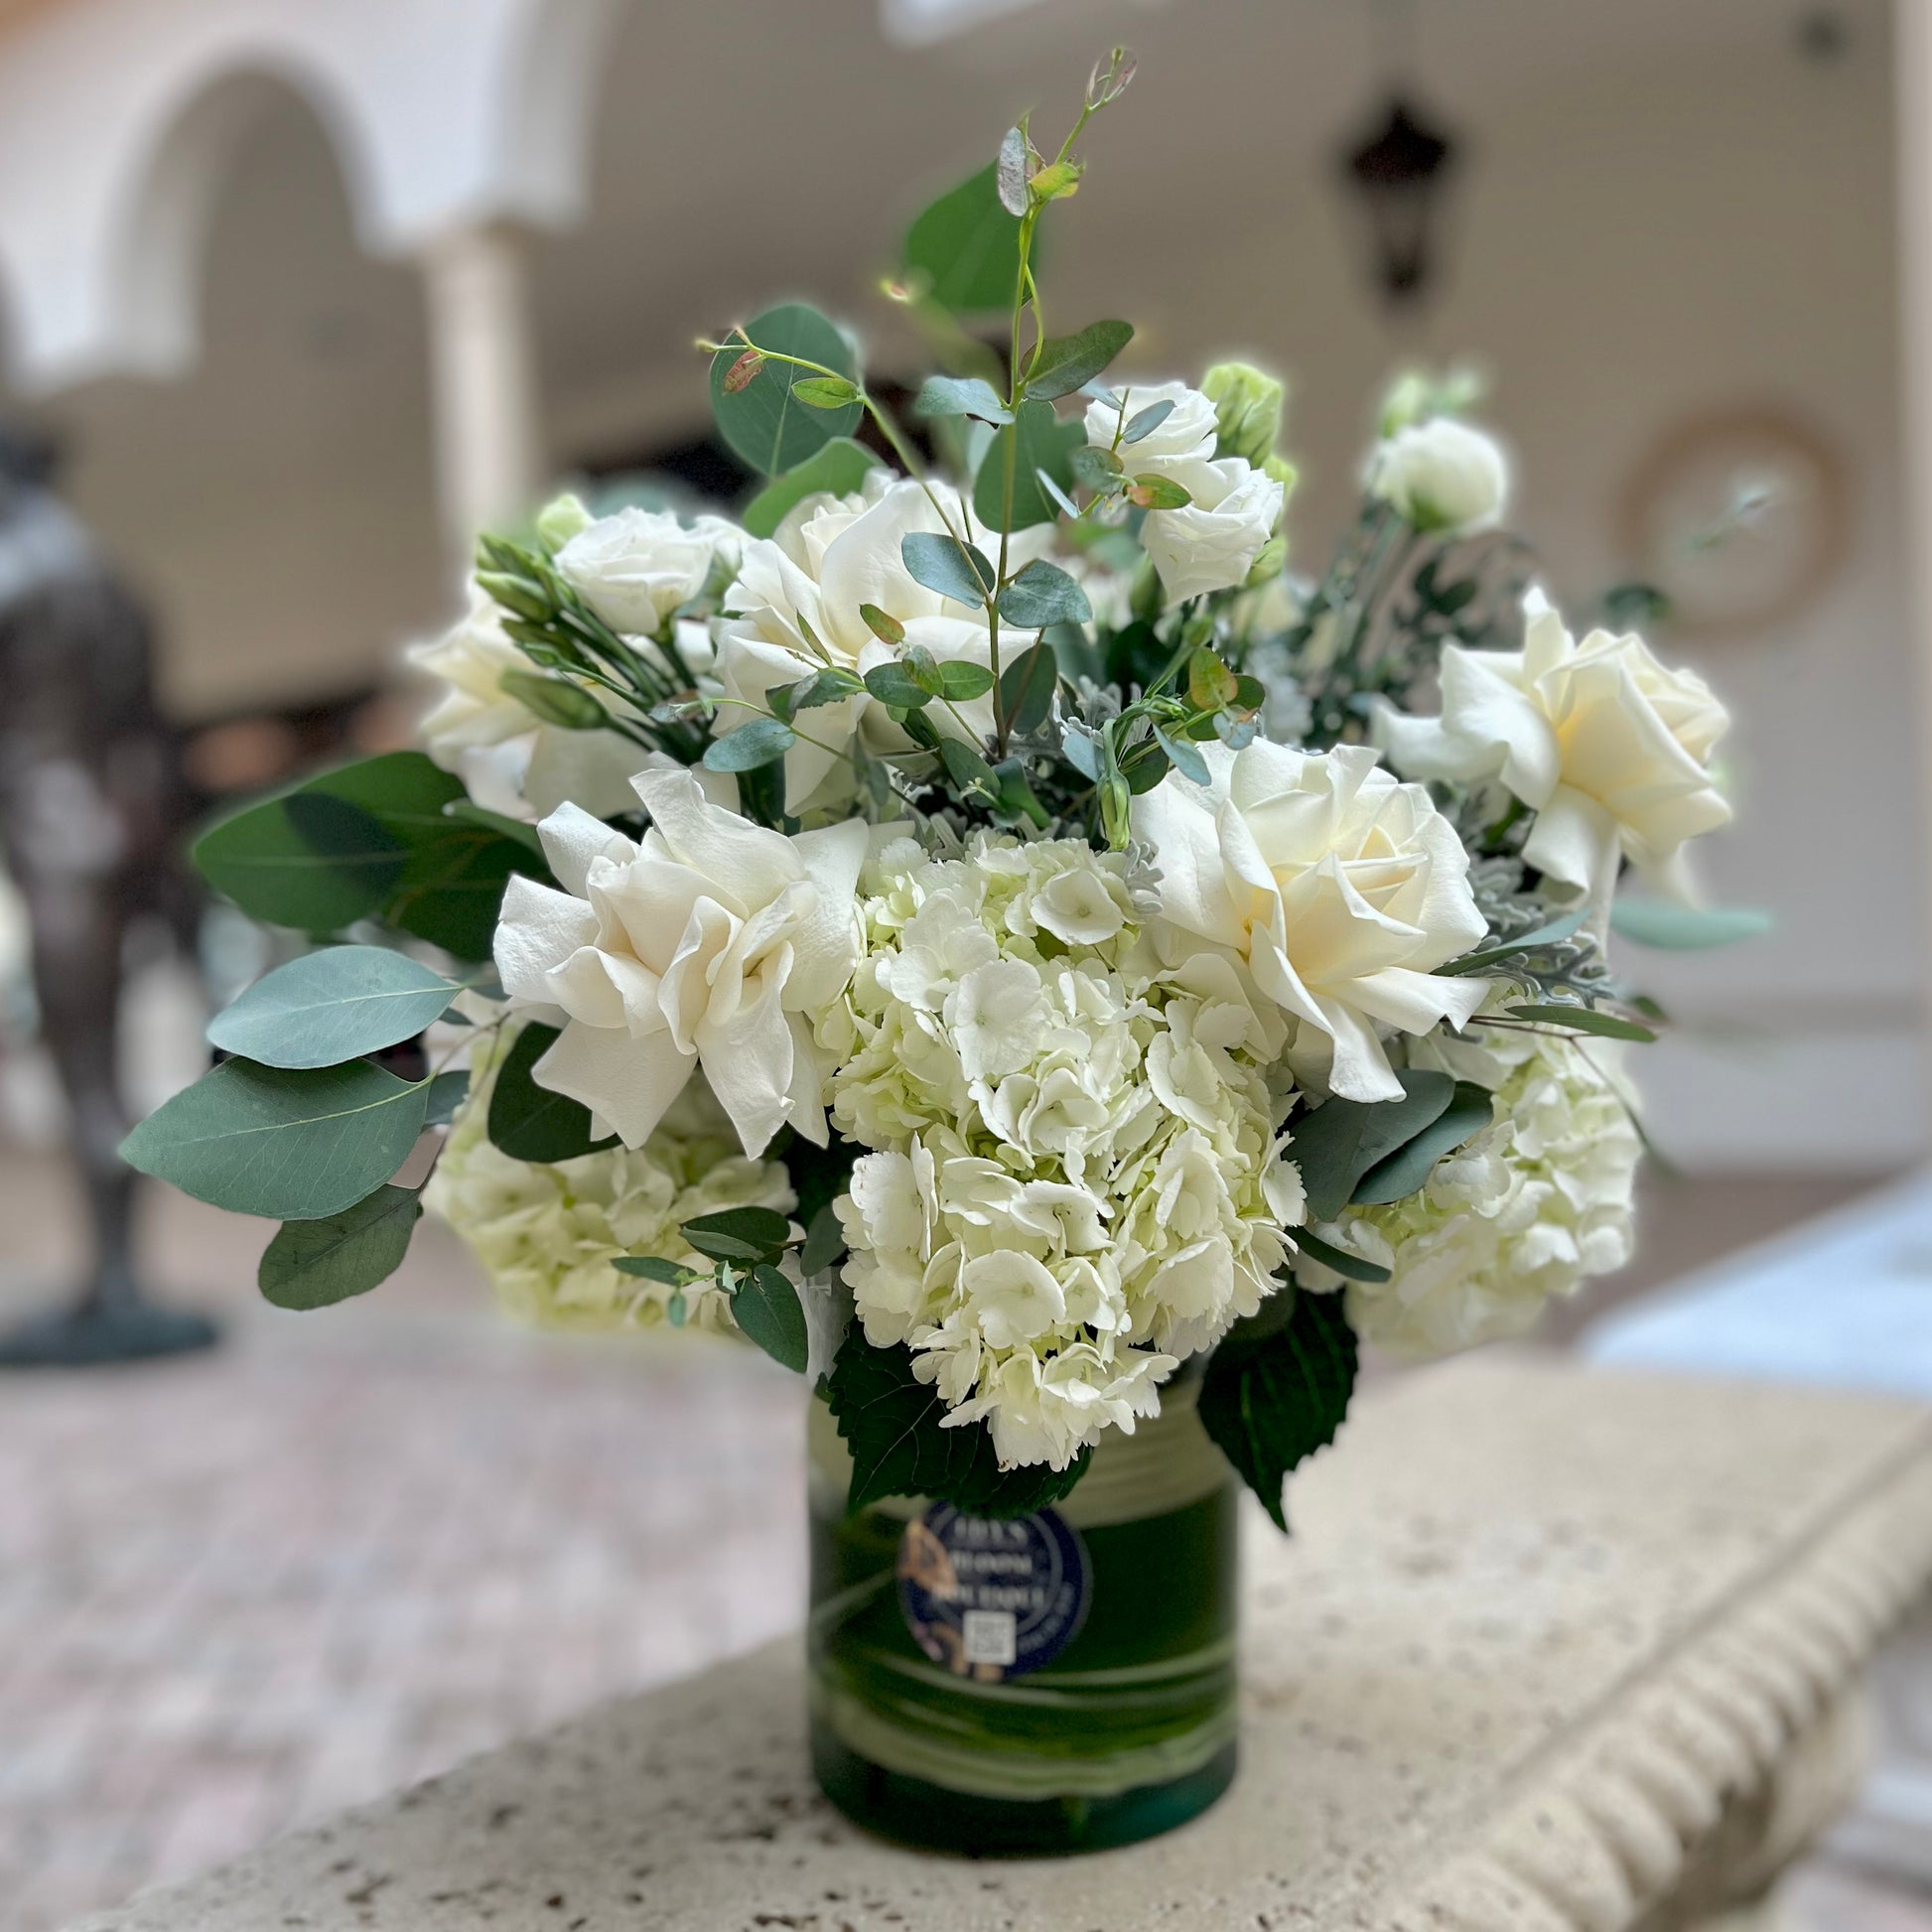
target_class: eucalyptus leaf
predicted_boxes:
[902,162,1023,316]
[742,439,880,541]
[703,716,797,772]
[1026,320,1134,402]
[1609,897,1773,950]
[862,663,933,710]
[938,737,999,799]
[486,1023,616,1163]
[1350,1082,1494,1206]
[733,1263,811,1374]
[912,375,1012,425]
[1068,444,1124,490]
[709,303,862,474]
[1152,722,1210,786]
[791,375,861,410]
[1000,641,1060,735]
[801,1202,848,1275]
[1290,1228,1392,1286]
[1199,1288,1357,1532]
[997,559,1092,629]
[824,1333,1090,1515]
[612,1255,698,1286]
[1437,907,1590,975]
[1121,398,1176,445]
[973,400,1083,533]
[258,1183,422,1311]
[931,659,996,702]
[1292,1071,1455,1222]
[207,946,455,1070]
[1130,476,1192,510]
[421,1070,471,1127]
[680,1205,792,1265]
[899,531,996,607]
[791,666,867,710]
[121,1058,430,1222]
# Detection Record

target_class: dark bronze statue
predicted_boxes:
[0,424,216,1364]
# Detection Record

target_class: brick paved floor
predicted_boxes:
[0,1150,1926,1932]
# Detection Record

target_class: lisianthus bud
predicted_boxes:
[1366,418,1509,536]
[1202,361,1285,469]
[535,491,594,551]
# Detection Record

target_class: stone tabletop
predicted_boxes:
[69,1358,1932,1932]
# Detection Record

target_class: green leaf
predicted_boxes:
[680,1205,792,1265]
[899,531,996,607]
[448,801,545,856]
[742,438,880,540]
[1187,649,1238,711]
[207,946,455,1070]
[1350,1081,1494,1205]
[258,1183,422,1311]
[385,820,545,962]
[1292,1070,1455,1222]
[1437,908,1590,975]
[703,716,797,772]
[1152,722,1210,786]
[800,1202,847,1275]
[1129,475,1193,510]
[1000,641,1059,736]
[733,1263,811,1373]
[912,375,1012,424]
[1121,398,1175,445]
[931,659,996,701]
[974,400,1083,533]
[1509,1004,1659,1042]
[496,669,607,731]
[121,1058,430,1222]
[485,1023,616,1163]
[862,662,933,710]
[709,303,862,475]
[1026,320,1134,402]
[859,603,905,645]
[1291,1228,1392,1285]
[996,559,1092,629]
[824,1334,1091,1516]
[792,666,867,710]
[1068,445,1124,493]
[612,1255,699,1286]
[1609,897,1773,950]
[1199,1288,1358,1531]
[938,737,999,799]
[902,162,1024,316]
[422,1070,470,1127]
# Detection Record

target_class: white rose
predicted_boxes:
[1375,587,1731,903]
[555,507,741,637]
[714,476,1043,811]
[1138,460,1284,607]
[1082,380,1225,500]
[408,587,645,821]
[1366,417,1509,534]
[493,766,867,1155]
[1132,741,1489,1103]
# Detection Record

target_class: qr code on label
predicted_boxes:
[961,1609,1017,1667]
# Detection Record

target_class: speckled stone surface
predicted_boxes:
[67,1358,1932,1932]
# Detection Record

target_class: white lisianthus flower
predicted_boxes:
[427,1032,794,1332]
[714,474,1049,812]
[1365,417,1510,535]
[823,834,1303,1469]
[1138,463,1284,607]
[1082,382,1285,606]
[555,506,741,637]
[1374,587,1732,903]
[1132,740,1489,1104]
[1299,1027,1641,1357]
[492,766,868,1156]
[409,588,646,821]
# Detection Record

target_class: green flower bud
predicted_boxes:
[497,668,610,732]
[534,491,594,551]
[1244,535,1287,589]
[1202,361,1286,469]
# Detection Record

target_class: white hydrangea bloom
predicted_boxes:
[824,834,1304,1470]
[409,587,647,822]
[1300,1026,1641,1358]
[426,1031,795,1332]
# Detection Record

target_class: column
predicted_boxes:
[419,220,545,564]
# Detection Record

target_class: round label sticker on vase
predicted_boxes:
[897,1503,1091,1681]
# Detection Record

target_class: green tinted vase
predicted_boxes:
[806,1375,1240,1855]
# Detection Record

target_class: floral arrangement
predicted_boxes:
[124,54,1744,1527]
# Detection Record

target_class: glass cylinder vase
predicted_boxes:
[806,1373,1240,1855]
